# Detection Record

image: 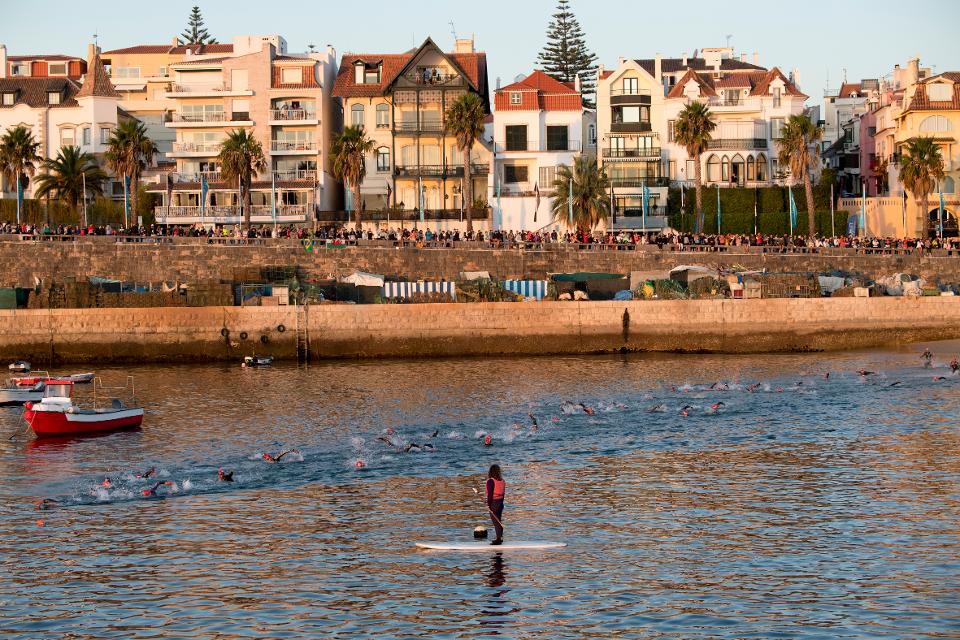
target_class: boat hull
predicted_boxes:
[25,407,144,437]
[0,390,44,406]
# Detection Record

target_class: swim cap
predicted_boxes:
[484,435,493,446]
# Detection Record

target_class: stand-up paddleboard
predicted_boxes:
[416,541,566,551]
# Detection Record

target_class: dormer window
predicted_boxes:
[773,87,781,107]
[1,92,14,106]
[928,83,951,101]
[354,61,381,84]
[10,63,27,77]
[510,92,521,105]
[48,63,67,76]
[47,91,61,105]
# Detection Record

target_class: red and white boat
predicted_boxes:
[24,380,143,437]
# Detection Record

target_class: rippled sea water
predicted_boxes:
[2,342,960,639]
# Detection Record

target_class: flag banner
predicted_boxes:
[200,175,208,217]
[419,180,425,223]
[788,187,798,235]
[716,185,722,234]
[271,171,277,221]
[534,182,540,223]
[568,177,573,225]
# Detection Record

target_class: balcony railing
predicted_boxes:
[609,177,671,188]
[495,140,583,153]
[609,88,652,97]
[169,171,222,183]
[169,83,227,93]
[270,140,316,152]
[269,108,317,121]
[610,122,652,133]
[708,96,750,107]
[272,169,317,181]
[706,138,768,150]
[602,147,661,159]
[154,204,309,220]
[172,112,226,123]
[402,70,460,86]
[171,142,222,154]
[394,164,489,178]
[393,120,445,133]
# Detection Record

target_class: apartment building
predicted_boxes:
[491,70,595,230]
[332,37,491,228]
[821,79,879,196]
[146,36,340,225]
[0,45,126,200]
[0,45,86,80]
[101,40,234,155]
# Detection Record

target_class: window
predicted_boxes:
[376,147,390,172]
[505,125,527,151]
[48,91,61,105]
[756,154,768,181]
[669,160,676,180]
[772,87,781,108]
[721,156,730,181]
[622,77,638,95]
[546,125,568,151]
[510,92,522,105]
[112,67,140,79]
[365,66,380,84]
[944,176,955,193]
[539,165,557,187]
[1,92,14,106]
[588,124,596,144]
[281,67,301,84]
[82,127,91,146]
[685,159,696,180]
[10,63,27,76]
[351,103,364,127]
[60,128,74,147]
[100,127,111,144]
[707,155,720,182]
[868,126,877,137]
[158,67,167,77]
[770,118,784,139]
[612,105,649,125]
[354,62,364,84]
[747,156,756,181]
[927,83,951,101]
[503,164,528,183]
[920,115,951,132]
[48,63,67,76]
[610,137,625,155]
[376,103,390,128]
[667,119,675,143]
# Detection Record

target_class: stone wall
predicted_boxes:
[2,297,958,365]
[1,238,960,287]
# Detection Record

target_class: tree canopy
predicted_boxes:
[536,0,597,106]
[180,6,217,45]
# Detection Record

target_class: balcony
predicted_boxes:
[706,138,768,150]
[609,177,671,189]
[165,83,254,98]
[402,69,461,86]
[610,122,652,134]
[495,140,582,153]
[272,169,317,181]
[169,142,223,157]
[169,170,223,183]
[609,89,652,106]
[394,164,489,178]
[154,204,308,224]
[270,140,317,154]
[393,120,445,134]
[268,108,318,125]
[602,147,661,159]
[706,96,758,111]
[167,112,254,128]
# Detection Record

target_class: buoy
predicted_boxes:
[37,519,44,528]
[355,459,366,469]
[101,478,112,488]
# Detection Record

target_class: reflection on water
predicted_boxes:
[2,342,960,638]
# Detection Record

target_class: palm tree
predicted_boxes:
[0,126,42,224]
[331,125,375,230]
[105,120,158,224]
[674,101,716,234]
[776,114,823,238]
[898,137,945,239]
[33,146,107,216]
[445,93,486,234]
[217,129,267,231]
[551,156,610,233]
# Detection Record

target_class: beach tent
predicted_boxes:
[502,280,549,300]
[550,272,628,301]
[340,271,385,287]
[383,281,457,301]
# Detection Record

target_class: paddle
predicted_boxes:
[473,486,504,530]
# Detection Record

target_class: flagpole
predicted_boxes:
[938,180,945,242]
[15,173,22,226]
[271,170,277,234]
[82,172,87,227]
[753,188,758,236]
[830,183,835,238]
[716,184,721,235]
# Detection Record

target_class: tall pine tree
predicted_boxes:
[179,6,218,45]
[537,0,598,107]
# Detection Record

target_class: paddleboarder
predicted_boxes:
[486,464,505,546]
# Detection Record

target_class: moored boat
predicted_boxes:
[242,355,273,367]
[0,380,45,406]
[8,361,31,373]
[24,380,144,437]
[67,373,96,384]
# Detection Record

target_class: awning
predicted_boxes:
[340,271,385,287]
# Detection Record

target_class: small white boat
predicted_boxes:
[67,373,95,384]
[8,361,31,373]
[242,356,273,367]
[0,379,45,406]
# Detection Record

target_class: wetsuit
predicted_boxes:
[486,477,505,542]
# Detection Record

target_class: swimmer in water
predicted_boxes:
[141,481,174,497]
[858,368,875,377]
[218,469,234,482]
[135,467,156,479]
[483,434,493,446]
[579,403,596,416]
[377,435,396,447]
[710,401,725,412]
[101,478,112,488]
[262,450,299,463]
[528,412,539,433]
[680,405,692,417]
[823,372,830,380]
[888,381,902,387]
[355,459,366,469]
[647,404,666,413]
[34,498,59,510]
[404,443,435,453]
[922,348,933,368]
[950,357,959,374]
[746,383,761,393]
[933,375,947,381]
[429,429,439,438]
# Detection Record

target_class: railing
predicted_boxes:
[171,142,222,154]
[609,88,652,97]
[610,122,652,133]
[709,96,748,107]
[495,140,583,153]
[269,108,317,121]
[170,171,223,183]
[602,147,661,159]
[272,169,317,181]
[609,177,671,188]
[393,121,445,133]
[394,164,489,178]
[323,208,492,222]
[169,83,228,93]
[270,140,316,152]
[706,138,768,150]
[403,70,460,86]
[171,112,226,123]
[154,204,309,219]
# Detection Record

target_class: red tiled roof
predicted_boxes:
[750,67,807,98]
[271,65,320,89]
[498,70,576,93]
[666,69,717,98]
[333,39,487,100]
[714,72,766,89]
[905,73,960,111]
[838,82,864,98]
[103,43,234,55]
[76,53,121,98]
[0,77,81,108]
[495,70,580,111]
[174,56,229,66]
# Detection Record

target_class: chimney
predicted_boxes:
[740,53,746,62]
[618,56,626,67]
[575,74,582,94]
[87,43,99,62]
[654,53,662,82]
[681,51,688,66]
[0,45,6,79]
[907,57,920,84]
[792,67,801,89]
[496,76,501,90]
[753,51,759,65]
[454,37,474,54]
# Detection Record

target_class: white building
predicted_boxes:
[491,70,595,231]
[0,44,126,200]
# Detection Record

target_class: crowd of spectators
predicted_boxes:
[1,221,957,253]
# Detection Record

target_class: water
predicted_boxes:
[2,343,960,638]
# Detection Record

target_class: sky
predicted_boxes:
[4,0,960,111]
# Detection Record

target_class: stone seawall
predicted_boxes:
[1,239,960,287]
[2,298,958,364]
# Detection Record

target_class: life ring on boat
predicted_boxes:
[260,335,269,344]
[277,324,286,333]
[221,328,230,337]
[239,331,248,340]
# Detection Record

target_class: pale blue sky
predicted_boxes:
[4,0,960,111]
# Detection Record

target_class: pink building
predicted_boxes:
[858,109,878,196]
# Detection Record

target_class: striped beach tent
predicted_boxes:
[383,281,457,301]
[502,280,549,300]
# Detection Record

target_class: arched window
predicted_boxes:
[707,155,720,182]
[944,176,956,193]
[746,156,756,181]
[375,104,389,128]
[919,115,950,132]
[721,155,730,182]
[376,147,390,172]
[756,154,768,181]
[350,104,365,127]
